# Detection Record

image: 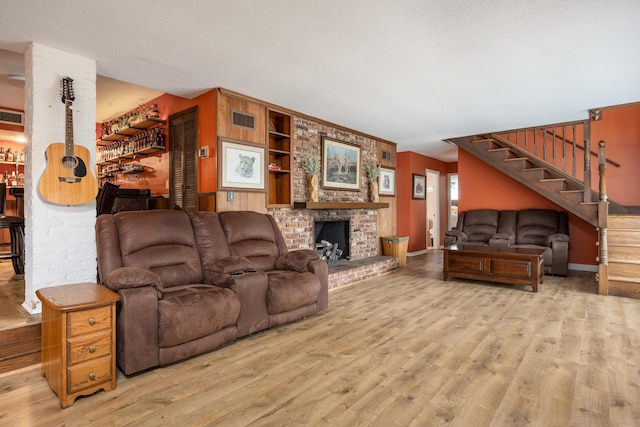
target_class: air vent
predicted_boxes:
[0,109,24,126]
[231,110,256,130]
[382,150,391,161]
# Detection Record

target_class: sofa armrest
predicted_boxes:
[115,287,159,375]
[548,234,569,276]
[202,256,256,286]
[308,258,329,311]
[444,230,467,246]
[218,271,269,337]
[547,233,570,245]
[275,249,321,273]
[204,256,255,274]
[489,232,515,247]
[106,267,162,294]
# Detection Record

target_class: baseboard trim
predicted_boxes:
[568,263,598,272]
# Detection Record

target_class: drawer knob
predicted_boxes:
[88,345,96,353]
[88,317,96,325]
[89,373,96,381]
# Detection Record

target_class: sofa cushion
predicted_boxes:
[115,210,203,288]
[266,271,321,314]
[516,209,563,245]
[219,211,281,271]
[158,285,240,347]
[189,212,232,267]
[461,209,500,243]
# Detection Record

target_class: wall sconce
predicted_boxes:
[589,109,602,121]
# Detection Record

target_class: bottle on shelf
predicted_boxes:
[6,148,14,162]
[0,147,5,162]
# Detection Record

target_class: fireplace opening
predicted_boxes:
[314,219,350,262]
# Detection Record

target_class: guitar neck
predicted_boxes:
[65,99,74,156]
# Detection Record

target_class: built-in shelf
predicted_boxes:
[294,202,389,210]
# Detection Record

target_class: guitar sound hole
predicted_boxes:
[61,155,78,169]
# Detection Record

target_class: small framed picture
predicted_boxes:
[412,173,426,199]
[217,138,267,192]
[378,167,396,196]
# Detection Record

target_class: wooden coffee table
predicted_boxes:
[443,244,545,292]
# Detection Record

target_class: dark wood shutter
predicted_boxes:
[169,107,198,210]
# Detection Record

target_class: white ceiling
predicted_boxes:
[1,0,639,162]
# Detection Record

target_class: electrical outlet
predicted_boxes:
[227,191,234,202]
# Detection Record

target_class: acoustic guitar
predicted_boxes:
[38,77,98,205]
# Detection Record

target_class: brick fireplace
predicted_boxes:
[270,208,379,260]
[267,116,398,289]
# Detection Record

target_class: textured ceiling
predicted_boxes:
[1,0,639,161]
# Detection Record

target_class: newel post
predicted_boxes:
[597,140,609,295]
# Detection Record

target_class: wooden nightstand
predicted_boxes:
[36,283,120,408]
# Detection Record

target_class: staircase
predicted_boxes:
[448,131,640,299]
[450,134,627,227]
[607,215,640,298]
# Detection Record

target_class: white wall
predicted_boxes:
[23,44,97,314]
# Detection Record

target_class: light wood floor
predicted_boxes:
[0,260,38,332]
[1,252,640,426]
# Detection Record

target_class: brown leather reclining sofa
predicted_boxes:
[96,209,328,375]
[444,208,570,276]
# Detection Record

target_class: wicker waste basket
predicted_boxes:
[381,236,409,267]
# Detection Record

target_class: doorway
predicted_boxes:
[448,173,458,230]
[426,170,440,249]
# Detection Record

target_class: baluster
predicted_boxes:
[533,129,538,157]
[552,128,556,166]
[561,126,566,172]
[572,123,577,177]
[598,140,607,201]
[543,128,547,161]
[583,121,592,202]
[524,130,528,151]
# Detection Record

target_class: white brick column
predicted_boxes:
[23,44,97,314]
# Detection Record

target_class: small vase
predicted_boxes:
[369,181,379,203]
[308,175,319,202]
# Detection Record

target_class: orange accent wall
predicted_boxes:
[458,149,597,265]
[591,103,640,205]
[397,151,454,253]
[96,90,218,195]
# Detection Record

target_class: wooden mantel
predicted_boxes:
[293,202,389,210]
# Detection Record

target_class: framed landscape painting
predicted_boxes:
[321,137,361,191]
[218,138,266,192]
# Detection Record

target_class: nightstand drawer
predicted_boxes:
[68,306,111,337]
[67,355,112,394]
[67,332,112,365]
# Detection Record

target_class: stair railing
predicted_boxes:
[496,121,613,295]
[496,120,618,202]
